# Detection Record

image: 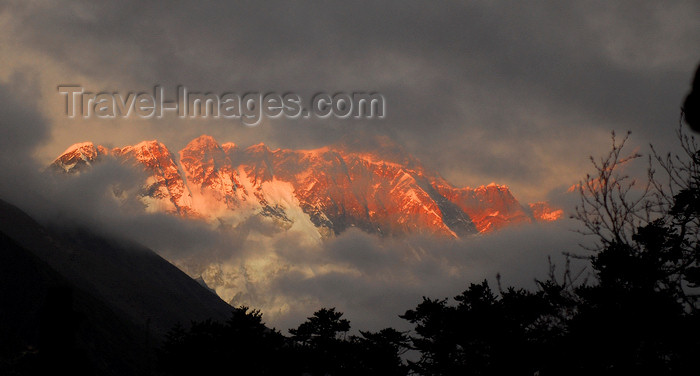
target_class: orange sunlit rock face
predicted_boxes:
[51,135,562,237]
[434,183,534,232]
[51,142,109,172]
[528,202,564,222]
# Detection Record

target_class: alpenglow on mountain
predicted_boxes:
[51,135,562,237]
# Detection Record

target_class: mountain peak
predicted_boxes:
[59,141,95,155]
[245,142,274,154]
[335,133,414,165]
[52,141,108,173]
[114,140,172,162]
[221,142,237,151]
[528,202,564,222]
[184,135,221,150]
[478,182,510,191]
[135,139,161,147]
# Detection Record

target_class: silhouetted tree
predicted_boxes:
[288,308,409,376]
[159,306,290,375]
[558,128,700,375]
[289,307,350,345]
[350,328,410,376]
[288,307,356,375]
[401,280,571,375]
[400,128,700,375]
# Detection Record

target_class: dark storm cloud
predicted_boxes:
[5,0,699,199]
[0,76,49,168]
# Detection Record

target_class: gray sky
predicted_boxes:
[2,0,698,202]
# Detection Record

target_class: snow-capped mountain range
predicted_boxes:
[51,135,562,238]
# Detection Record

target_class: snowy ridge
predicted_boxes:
[51,135,562,238]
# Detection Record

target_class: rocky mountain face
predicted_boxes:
[51,135,562,238]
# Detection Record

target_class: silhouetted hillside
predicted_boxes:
[0,231,150,375]
[0,198,233,374]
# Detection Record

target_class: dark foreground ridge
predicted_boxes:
[0,198,232,375]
